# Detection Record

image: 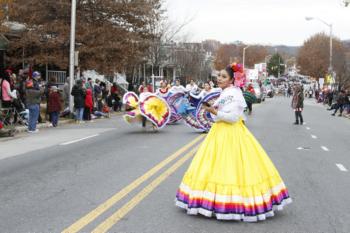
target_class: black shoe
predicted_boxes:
[331,114,335,116]
[293,122,299,125]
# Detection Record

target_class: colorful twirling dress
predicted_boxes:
[175,85,292,222]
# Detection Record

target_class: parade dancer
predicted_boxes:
[175,63,292,222]
[155,80,171,99]
[169,79,187,94]
[123,89,171,131]
[244,83,256,115]
[189,81,221,100]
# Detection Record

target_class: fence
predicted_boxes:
[47,70,67,84]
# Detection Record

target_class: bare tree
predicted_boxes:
[297,33,346,81]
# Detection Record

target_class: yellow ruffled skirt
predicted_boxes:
[176,120,292,222]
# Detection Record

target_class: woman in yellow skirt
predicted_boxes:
[175,64,292,222]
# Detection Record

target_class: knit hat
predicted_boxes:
[32,71,41,80]
[51,86,58,91]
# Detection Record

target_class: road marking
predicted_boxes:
[306,127,311,130]
[321,146,329,151]
[92,146,199,233]
[297,147,311,150]
[336,164,348,172]
[61,134,204,233]
[311,135,318,139]
[60,134,100,146]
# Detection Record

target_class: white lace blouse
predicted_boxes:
[212,86,247,123]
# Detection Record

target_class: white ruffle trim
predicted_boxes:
[175,198,292,222]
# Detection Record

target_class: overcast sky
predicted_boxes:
[165,0,350,46]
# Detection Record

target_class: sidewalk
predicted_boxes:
[14,111,124,134]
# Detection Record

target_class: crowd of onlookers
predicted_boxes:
[316,88,350,117]
[1,68,124,134]
[70,78,123,124]
[280,82,350,118]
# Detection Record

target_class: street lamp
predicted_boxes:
[243,45,250,69]
[305,17,333,75]
[69,0,77,113]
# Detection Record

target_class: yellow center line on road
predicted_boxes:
[62,134,205,233]
[92,146,199,233]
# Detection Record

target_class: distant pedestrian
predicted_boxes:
[62,79,70,109]
[47,86,62,127]
[287,86,292,98]
[71,80,86,123]
[291,85,304,125]
[26,80,42,133]
[85,78,93,91]
[84,88,93,121]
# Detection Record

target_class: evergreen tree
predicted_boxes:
[267,53,285,77]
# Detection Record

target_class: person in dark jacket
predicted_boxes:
[48,86,62,127]
[71,80,86,123]
[26,80,42,133]
[291,84,304,125]
[332,90,349,116]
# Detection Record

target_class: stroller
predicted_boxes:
[12,98,28,126]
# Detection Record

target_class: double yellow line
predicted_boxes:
[62,134,204,233]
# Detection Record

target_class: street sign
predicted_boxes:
[319,78,324,88]
[74,51,79,66]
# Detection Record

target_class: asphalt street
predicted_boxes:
[0,96,349,233]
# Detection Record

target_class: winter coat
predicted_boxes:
[85,89,93,111]
[26,88,41,106]
[48,91,62,113]
[337,94,349,105]
[292,90,304,109]
[71,85,85,108]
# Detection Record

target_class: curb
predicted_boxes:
[15,119,75,133]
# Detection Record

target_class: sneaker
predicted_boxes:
[28,129,39,133]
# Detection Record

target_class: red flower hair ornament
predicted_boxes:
[229,63,247,87]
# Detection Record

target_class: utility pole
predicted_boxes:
[69,0,77,113]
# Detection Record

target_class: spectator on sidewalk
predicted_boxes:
[85,77,94,91]
[47,86,62,127]
[332,90,349,117]
[110,82,122,111]
[26,80,42,133]
[84,88,93,121]
[44,75,58,121]
[1,70,17,108]
[94,79,103,111]
[63,79,70,109]
[71,80,86,123]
